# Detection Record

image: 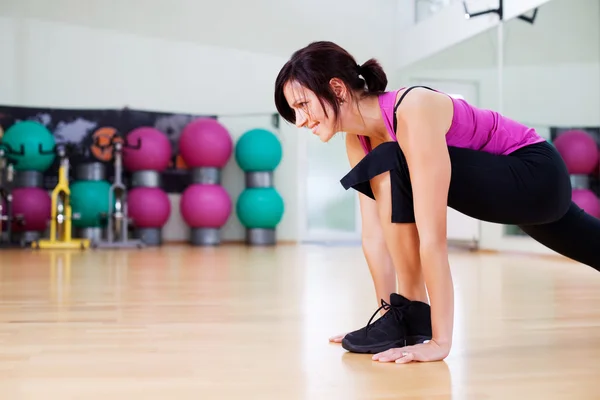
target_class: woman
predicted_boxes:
[274,41,600,364]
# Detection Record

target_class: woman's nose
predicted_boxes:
[295,110,307,128]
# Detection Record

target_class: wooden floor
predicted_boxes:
[0,243,599,399]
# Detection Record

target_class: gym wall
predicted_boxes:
[0,17,300,243]
[0,0,399,244]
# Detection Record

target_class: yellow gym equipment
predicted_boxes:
[32,143,90,250]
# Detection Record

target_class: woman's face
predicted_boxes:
[283,80,342,143]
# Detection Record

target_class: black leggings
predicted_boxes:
[408,141,599,271]
[341,140,600,271]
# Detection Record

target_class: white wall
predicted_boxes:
[396,0,555,68]
[3,18,287,115]
[396,0,417,31]
[0,16,298,242]
[395,0,600,254]
[0,17,18,106]
[2,0,399,72]
[0,0,400,244]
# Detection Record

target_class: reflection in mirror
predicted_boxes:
[305,132,358,240]
[501,0,600,237]
[394,27,499,248]
[415,0,457,23]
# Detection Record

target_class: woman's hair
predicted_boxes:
[274,41,388,125]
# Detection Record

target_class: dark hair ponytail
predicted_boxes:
[359,58,388,93]
[274,41,389,125]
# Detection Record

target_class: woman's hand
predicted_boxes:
[371,340,450,364]
[328,333,346,343]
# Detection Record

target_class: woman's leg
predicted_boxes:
[519,202,600,270]
[332,182,430,349]
[340,145,436,354]
[369,170,428,303]
[445,141,600,271]
[362,237,398,308]
[340,140,600,354]
[357,193,402,308]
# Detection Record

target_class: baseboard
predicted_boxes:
[447,238,479,251]
[162,239,298,246]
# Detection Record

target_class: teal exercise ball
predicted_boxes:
[70,180,112,228]
[235,128,282,171]
[236,187,284,228]
[2,121,56,171]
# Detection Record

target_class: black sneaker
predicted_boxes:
[341,293,432,354]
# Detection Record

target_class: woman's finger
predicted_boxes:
[373,345,416,361]
[373,348,407,362]
[328,333,346,342]
[395,351,416,364]
[372,348,393,361]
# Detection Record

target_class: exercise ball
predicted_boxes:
[572,189,600,218]
[235,128,282,172]
[70,180,111,228]
[593,148,600,178]
[180,184,232,227]
[122,127,172,172]
[11,187,51,232]
[128,187,171,228]
[178,118,233,168]
[553,130,599,174]
[2,121,56,172]
[236,187,284,228]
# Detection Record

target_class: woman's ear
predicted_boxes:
[329,78,347,101]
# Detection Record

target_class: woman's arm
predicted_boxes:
[394,88,455,352]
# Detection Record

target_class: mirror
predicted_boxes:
[304,130,360,242]
[415,0,457,23]
[394,26,500,248]
[501,0,600,238]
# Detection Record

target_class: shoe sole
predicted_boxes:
[341,335,431,354]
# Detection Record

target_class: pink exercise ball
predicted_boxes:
[179,118,233,168]
[593,148,600,178]
[128,187,171,228]
[123,127,172,172]
[11,187,51,232]
[572,189,600,218]
[180,184,232,228]
[553,130,599,174]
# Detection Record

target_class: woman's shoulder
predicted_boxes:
[392,86,448,109]
[392,86,455,134]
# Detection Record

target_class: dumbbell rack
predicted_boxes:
[0,143,26,248]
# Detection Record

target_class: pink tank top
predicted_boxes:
[358,88,545,155]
